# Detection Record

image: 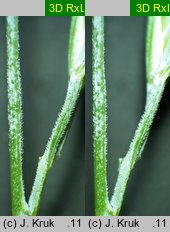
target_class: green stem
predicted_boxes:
[7,16,84,216]
[28,69,84,215]
[7,16,28,215]
[110,81,165,215]
[28,16,85,215]
[92,16,110,216]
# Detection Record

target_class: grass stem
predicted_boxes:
[92,16,111,216]
[7,16,28,215]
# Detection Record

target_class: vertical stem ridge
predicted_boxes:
[92,16,109,216]
[7,16,27,215]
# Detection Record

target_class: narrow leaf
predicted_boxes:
[68,16,85,79]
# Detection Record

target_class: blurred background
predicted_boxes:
[86,17,170,216]
[1,16,170,217]
[0,17,84,215]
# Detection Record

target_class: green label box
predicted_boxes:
[45,0,85,16]
[131,0,170,15]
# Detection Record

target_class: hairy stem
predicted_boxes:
[7,16,28,215]
[92,16,110,216]
[7,16,84,216]
[28,17,85,215]
[110,81,165,215]
[28,70,84,215]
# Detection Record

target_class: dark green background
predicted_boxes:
[86,17,170,216]
[0,17,84,216]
